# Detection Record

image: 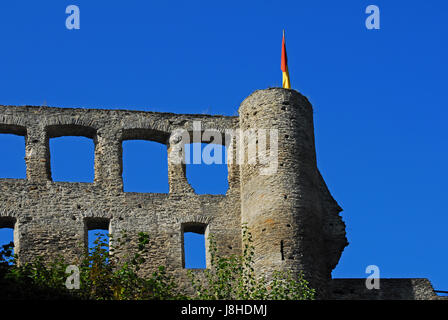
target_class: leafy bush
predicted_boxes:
[0,232,183,300]
[0,227,314,300]
[188,225,315,300]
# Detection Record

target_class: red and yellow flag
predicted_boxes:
[281,30,291,89]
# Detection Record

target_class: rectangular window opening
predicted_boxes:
[84,218,110,254]
[0,217,17,265]
[184,143,228,195]
[49,136,95,183]
[182,223,207,269]
[122,140,169,193]
[0,133,26,179]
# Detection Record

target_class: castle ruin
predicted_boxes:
[0,88,439,299]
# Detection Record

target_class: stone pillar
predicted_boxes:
[238,88,329,298]
[25,125,51,183]
[93,128,124,192]
[167,130,194,194]
[224,130,241,195]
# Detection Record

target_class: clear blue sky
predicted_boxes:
[0,1,447,294]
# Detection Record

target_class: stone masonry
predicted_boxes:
[0,88,440,299]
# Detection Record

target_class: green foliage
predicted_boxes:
[0,226,315,300]
[0,232,184,300]
[0,242,73,299]
[188,225,315,300]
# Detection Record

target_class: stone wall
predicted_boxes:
[0,88,436,299]
[0,105,242,288]
[330,278,440,300]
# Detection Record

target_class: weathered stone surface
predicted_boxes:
[0,88,436,299]
[239,88,347,298]
[330,278,440,300]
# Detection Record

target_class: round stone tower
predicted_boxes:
[238,88,347,298]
